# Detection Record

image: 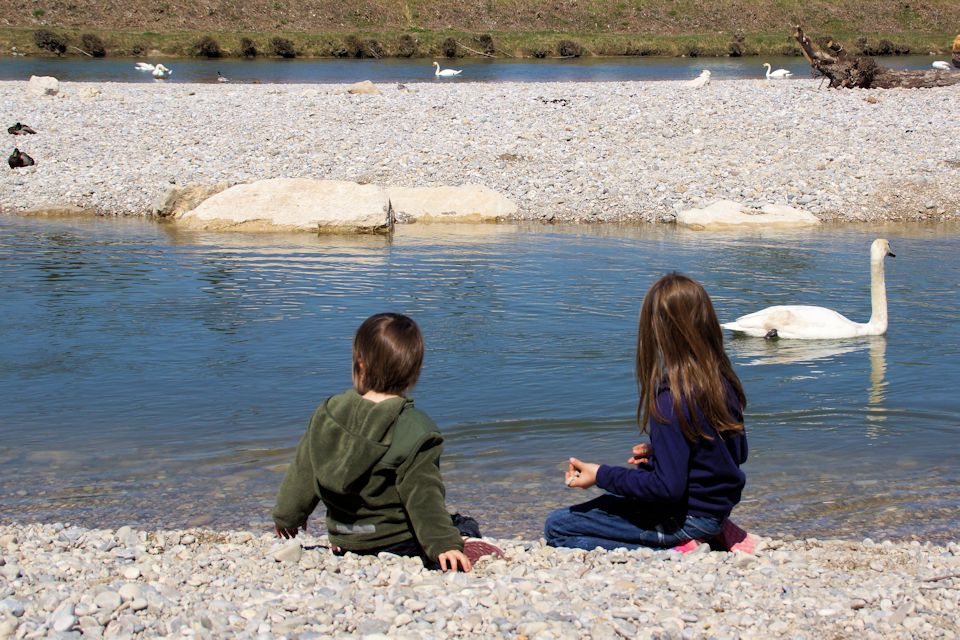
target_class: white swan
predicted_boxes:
[152,63,172,79]
[134,62,155,72]
[722,238,895,340]
[683,69,711,88]
[932,60,952,70]
[763,63,792,80]
[433,61,462,77]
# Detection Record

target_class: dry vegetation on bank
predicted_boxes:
[1,0,958,59]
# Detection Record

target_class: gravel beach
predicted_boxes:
[1,523,958,639]
[2,79,959,222]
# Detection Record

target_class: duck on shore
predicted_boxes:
[8,148,35,169]
[8,122,37,135]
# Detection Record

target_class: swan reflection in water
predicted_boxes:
[728,336,888,423]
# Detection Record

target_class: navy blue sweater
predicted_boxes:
[596,384,747,520]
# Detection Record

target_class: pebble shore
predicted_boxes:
[1,523,958,639]
[2,79,959,222]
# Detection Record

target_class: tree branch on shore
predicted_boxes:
[452,39,502,58]
[793,25,960,89]
[921,571,960,583]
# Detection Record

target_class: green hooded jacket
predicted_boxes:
[272,389,464,560]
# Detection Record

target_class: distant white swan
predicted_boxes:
[433,61,462,77]
[722,238,896,340]
[152,63,172,79]
[683,69,711,88]
[763,63,792,80]
[134,62,155,72]
[932,60,952,70]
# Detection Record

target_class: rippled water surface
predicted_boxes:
[1,217,958,542]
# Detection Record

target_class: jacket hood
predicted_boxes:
[312,389,409,494]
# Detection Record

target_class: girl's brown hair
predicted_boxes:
[352,313,424,395]
[636,273,746,442]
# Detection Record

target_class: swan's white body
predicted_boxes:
[684,70,711,88]
[135,62,155,72]
[722,238,895,340]
[152,64,172,79]
[932,60,952,70]
[763,63,792,79]
[433,61,462,77]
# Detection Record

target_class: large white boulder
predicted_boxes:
[387,185,517,223]
[676,200,821,230]
[27,75,60,97]
[179,178,393,233]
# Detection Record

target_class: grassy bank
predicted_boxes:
[1,26,956,60]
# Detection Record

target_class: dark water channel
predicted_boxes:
[0,54,949,84]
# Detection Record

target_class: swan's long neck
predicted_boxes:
[867,255,888,334]
[764,63,771,78]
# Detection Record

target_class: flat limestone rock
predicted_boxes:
[676,200,821,230]
[179,178,393,233]
[17,205,97,218]
[387,184,517,223]
[27,75,60,97]
[153,183,231,218]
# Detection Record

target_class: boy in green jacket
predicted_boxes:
[272,313,473,572]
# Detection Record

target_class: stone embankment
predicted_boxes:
[0,523,958,639]
[2,78,959,226]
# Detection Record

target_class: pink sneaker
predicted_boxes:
[715,519,756,554]
[463,538,505,564]
[672,539,703,554]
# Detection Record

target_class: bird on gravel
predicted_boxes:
[8,148,35,169]
[932,61,952,71]
[8,122,37,135]
[684,69,711,88]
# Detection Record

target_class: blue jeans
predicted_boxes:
[544,494,723,551]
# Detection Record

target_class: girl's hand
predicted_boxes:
[438,549,472,572]
[627,443,652,465]
[565,458,599,489]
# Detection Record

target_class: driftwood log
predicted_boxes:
[793,25,960,89]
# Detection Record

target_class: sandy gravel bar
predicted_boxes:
[1,79,959,223]
[0,523,958,639]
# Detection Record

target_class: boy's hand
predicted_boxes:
[438,549,472,572]
[627,443,652,465]
[565,458,599,489]
[275,520,307,539]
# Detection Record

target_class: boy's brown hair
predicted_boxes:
[352,313,424,395]
[636,273,746,442]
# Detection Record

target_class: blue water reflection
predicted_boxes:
[0,218,958,541]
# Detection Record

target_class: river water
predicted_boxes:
[0,54,949,84]
[1,217,957,542]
